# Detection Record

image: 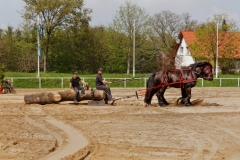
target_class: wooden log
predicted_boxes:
[57,89,106,101]
[92,89,106,100]
[24,91,61,104]
[24,89,106,104]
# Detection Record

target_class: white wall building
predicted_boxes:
[174,31,195,68]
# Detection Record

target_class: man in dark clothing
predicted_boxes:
[70,72,87,103]
[96,68,113,100]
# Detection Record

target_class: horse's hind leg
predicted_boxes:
[144,88,158,106]
[156,86,169,107]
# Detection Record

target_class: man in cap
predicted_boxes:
[96,68,113,101]
[70,72,87,103]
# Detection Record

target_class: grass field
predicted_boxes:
[4,72,147,78]
[3,72,240,88]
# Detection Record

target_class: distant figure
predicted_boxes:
[2,80,16,94]
[70,72,87,103]
[95,68,113,101]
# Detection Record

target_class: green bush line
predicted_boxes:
[4,72,240,88]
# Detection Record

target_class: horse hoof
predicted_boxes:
[185,104,191,107]
[144,103,151,107]
[160,103,168,107]
[181,101,185,104]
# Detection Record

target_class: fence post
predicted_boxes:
[201,78,203,87]
[39,78,41,88]
[220,78,222,87]
[82,78,85,87]
[144,78,147,88]
[61,78,63,88]
[11,78,13,85]
[124,78,126,88]
[238,78,240,87]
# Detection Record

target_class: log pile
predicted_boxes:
[24,89,106,105]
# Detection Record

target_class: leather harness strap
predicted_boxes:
[138,65,211,95]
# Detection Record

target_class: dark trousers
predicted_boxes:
[96,85,112,100]
[74,86,85,101]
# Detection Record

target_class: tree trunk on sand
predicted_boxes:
[24,89,106,105]
[24,91,61,105]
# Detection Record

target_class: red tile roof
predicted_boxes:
[181,31,196,44]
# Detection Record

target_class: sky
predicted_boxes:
[0,0,240,29]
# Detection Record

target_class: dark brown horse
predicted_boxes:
[144,62,213,106]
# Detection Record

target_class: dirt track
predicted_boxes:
[0,88,240,160]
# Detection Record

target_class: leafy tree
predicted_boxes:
[48,27,80,72]
[0,65,5,86]
[105,28,129,73]
[110,0,150,74]
[0,38,10,67]
[190,13,240,73]
[22,0,92,72]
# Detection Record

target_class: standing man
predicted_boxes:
[96,68,114,101]
[70,72,87,103]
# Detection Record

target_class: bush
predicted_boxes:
[0,65,5,86]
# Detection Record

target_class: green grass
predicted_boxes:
[217,74,240,78]
[4,72,148,78]
[3,72,240,88]
[4,72,149,88]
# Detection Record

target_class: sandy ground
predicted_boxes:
[0,87,240,160]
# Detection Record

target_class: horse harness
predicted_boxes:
[137,64,212,95]
[160,68,197,89]
[160,65,212,88]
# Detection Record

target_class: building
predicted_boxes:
[173,31,196,68]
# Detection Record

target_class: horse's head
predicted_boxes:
[191,62,213,81]
[201,63,213,81]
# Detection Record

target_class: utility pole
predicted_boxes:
[216,23,219,78]
[133,19,135,77]
[37,15,40,78]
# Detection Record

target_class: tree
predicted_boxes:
[0,38,10,66]
[0,65,5,86]
[180,13,198,31]
[104,28,128,73]
[189,13,240,74]
[22,0,92,72]
[110,0,150,74]
[149,11,198,54]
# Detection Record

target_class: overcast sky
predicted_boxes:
[0,0,240,29]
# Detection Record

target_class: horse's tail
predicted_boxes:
[146,73,156,88]
[144,73,156,105]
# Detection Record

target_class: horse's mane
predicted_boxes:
[187,62,212,70]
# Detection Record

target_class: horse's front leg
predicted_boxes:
[184,87,192,106]
[156,86,169,107]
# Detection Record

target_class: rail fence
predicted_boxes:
[4,77,240,88]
